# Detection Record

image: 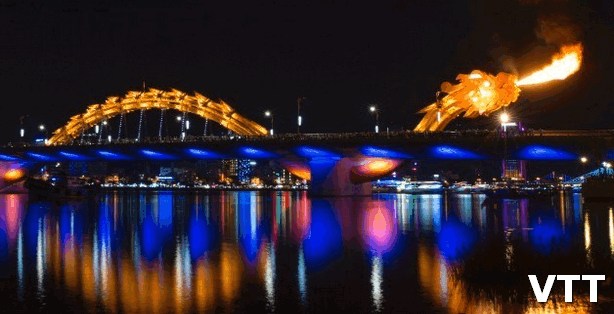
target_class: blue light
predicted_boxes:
[59,151,88,161]
[141,149,173,160]
[186,148,221,159]
[303,200,343,269]
[97,150,128,160]
[158,193,173,227]
[437,217,477,261]
[0,154,18,161]
[296,146,340,159]
[239,146,276,159]
[189,214,218,260]
[26,152,55,161]
[238,192,260,263]
[141,215,161,261]
[431,145,482,159]
[361,146,411,159]
[517,145,576,160]
[530,217,567,253]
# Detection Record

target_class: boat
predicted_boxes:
[396,180,443,194]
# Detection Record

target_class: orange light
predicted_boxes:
[517,43,583,86]
[415,43,583,132]
[4,168,25,182]
[279,161,311,181]
[351,158,401,183]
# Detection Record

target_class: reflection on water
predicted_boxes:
[0,191,614,312]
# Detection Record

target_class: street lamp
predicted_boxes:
[499,112,513,132]
[264,110,274,135]
[38,124,45,131]
[369,105,379,133]
[580,156,588,164]
[297,97,306,134]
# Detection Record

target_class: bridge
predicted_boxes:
[3,88,614,196]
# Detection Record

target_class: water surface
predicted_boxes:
[1,191,614,313]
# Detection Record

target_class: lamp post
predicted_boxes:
[176,115,187,141]
[39,124,47,141]
[265,110,274,135]
[297,97,305,134]
[18,115,28,140]
[369,105,379,133]
[500,112,510,132]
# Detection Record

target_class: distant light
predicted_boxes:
[107,135,112,142]
[20,128,24,138]
[249,161,257,166]
[580,156,588,163]
[94,125,100,134]
[265,110,271,117]
[500,112,510,124]
[369,106,377,112]
[185,120,190,130]
[38,124,45,131]
[102,120,108,125]
[176,115,182,121]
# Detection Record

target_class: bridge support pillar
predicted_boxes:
[309,157,372,197]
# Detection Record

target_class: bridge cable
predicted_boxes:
[137,109,145,142]
[117,112,125,141]
[158,109,165,141]
[181,111,187,141]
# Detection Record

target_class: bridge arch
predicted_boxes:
[47,88,268,145]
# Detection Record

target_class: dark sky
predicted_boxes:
[1,0,613,142]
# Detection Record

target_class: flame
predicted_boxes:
[414,43,583,132]
[517,43,583,86]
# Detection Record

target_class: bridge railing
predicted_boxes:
[6,129,614,148]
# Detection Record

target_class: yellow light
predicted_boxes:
[517,43,583,86]
[47,88,268,145]
[500,112,510,124]
[4,168,25,182]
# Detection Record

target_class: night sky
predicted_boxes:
[1,0,613,143]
